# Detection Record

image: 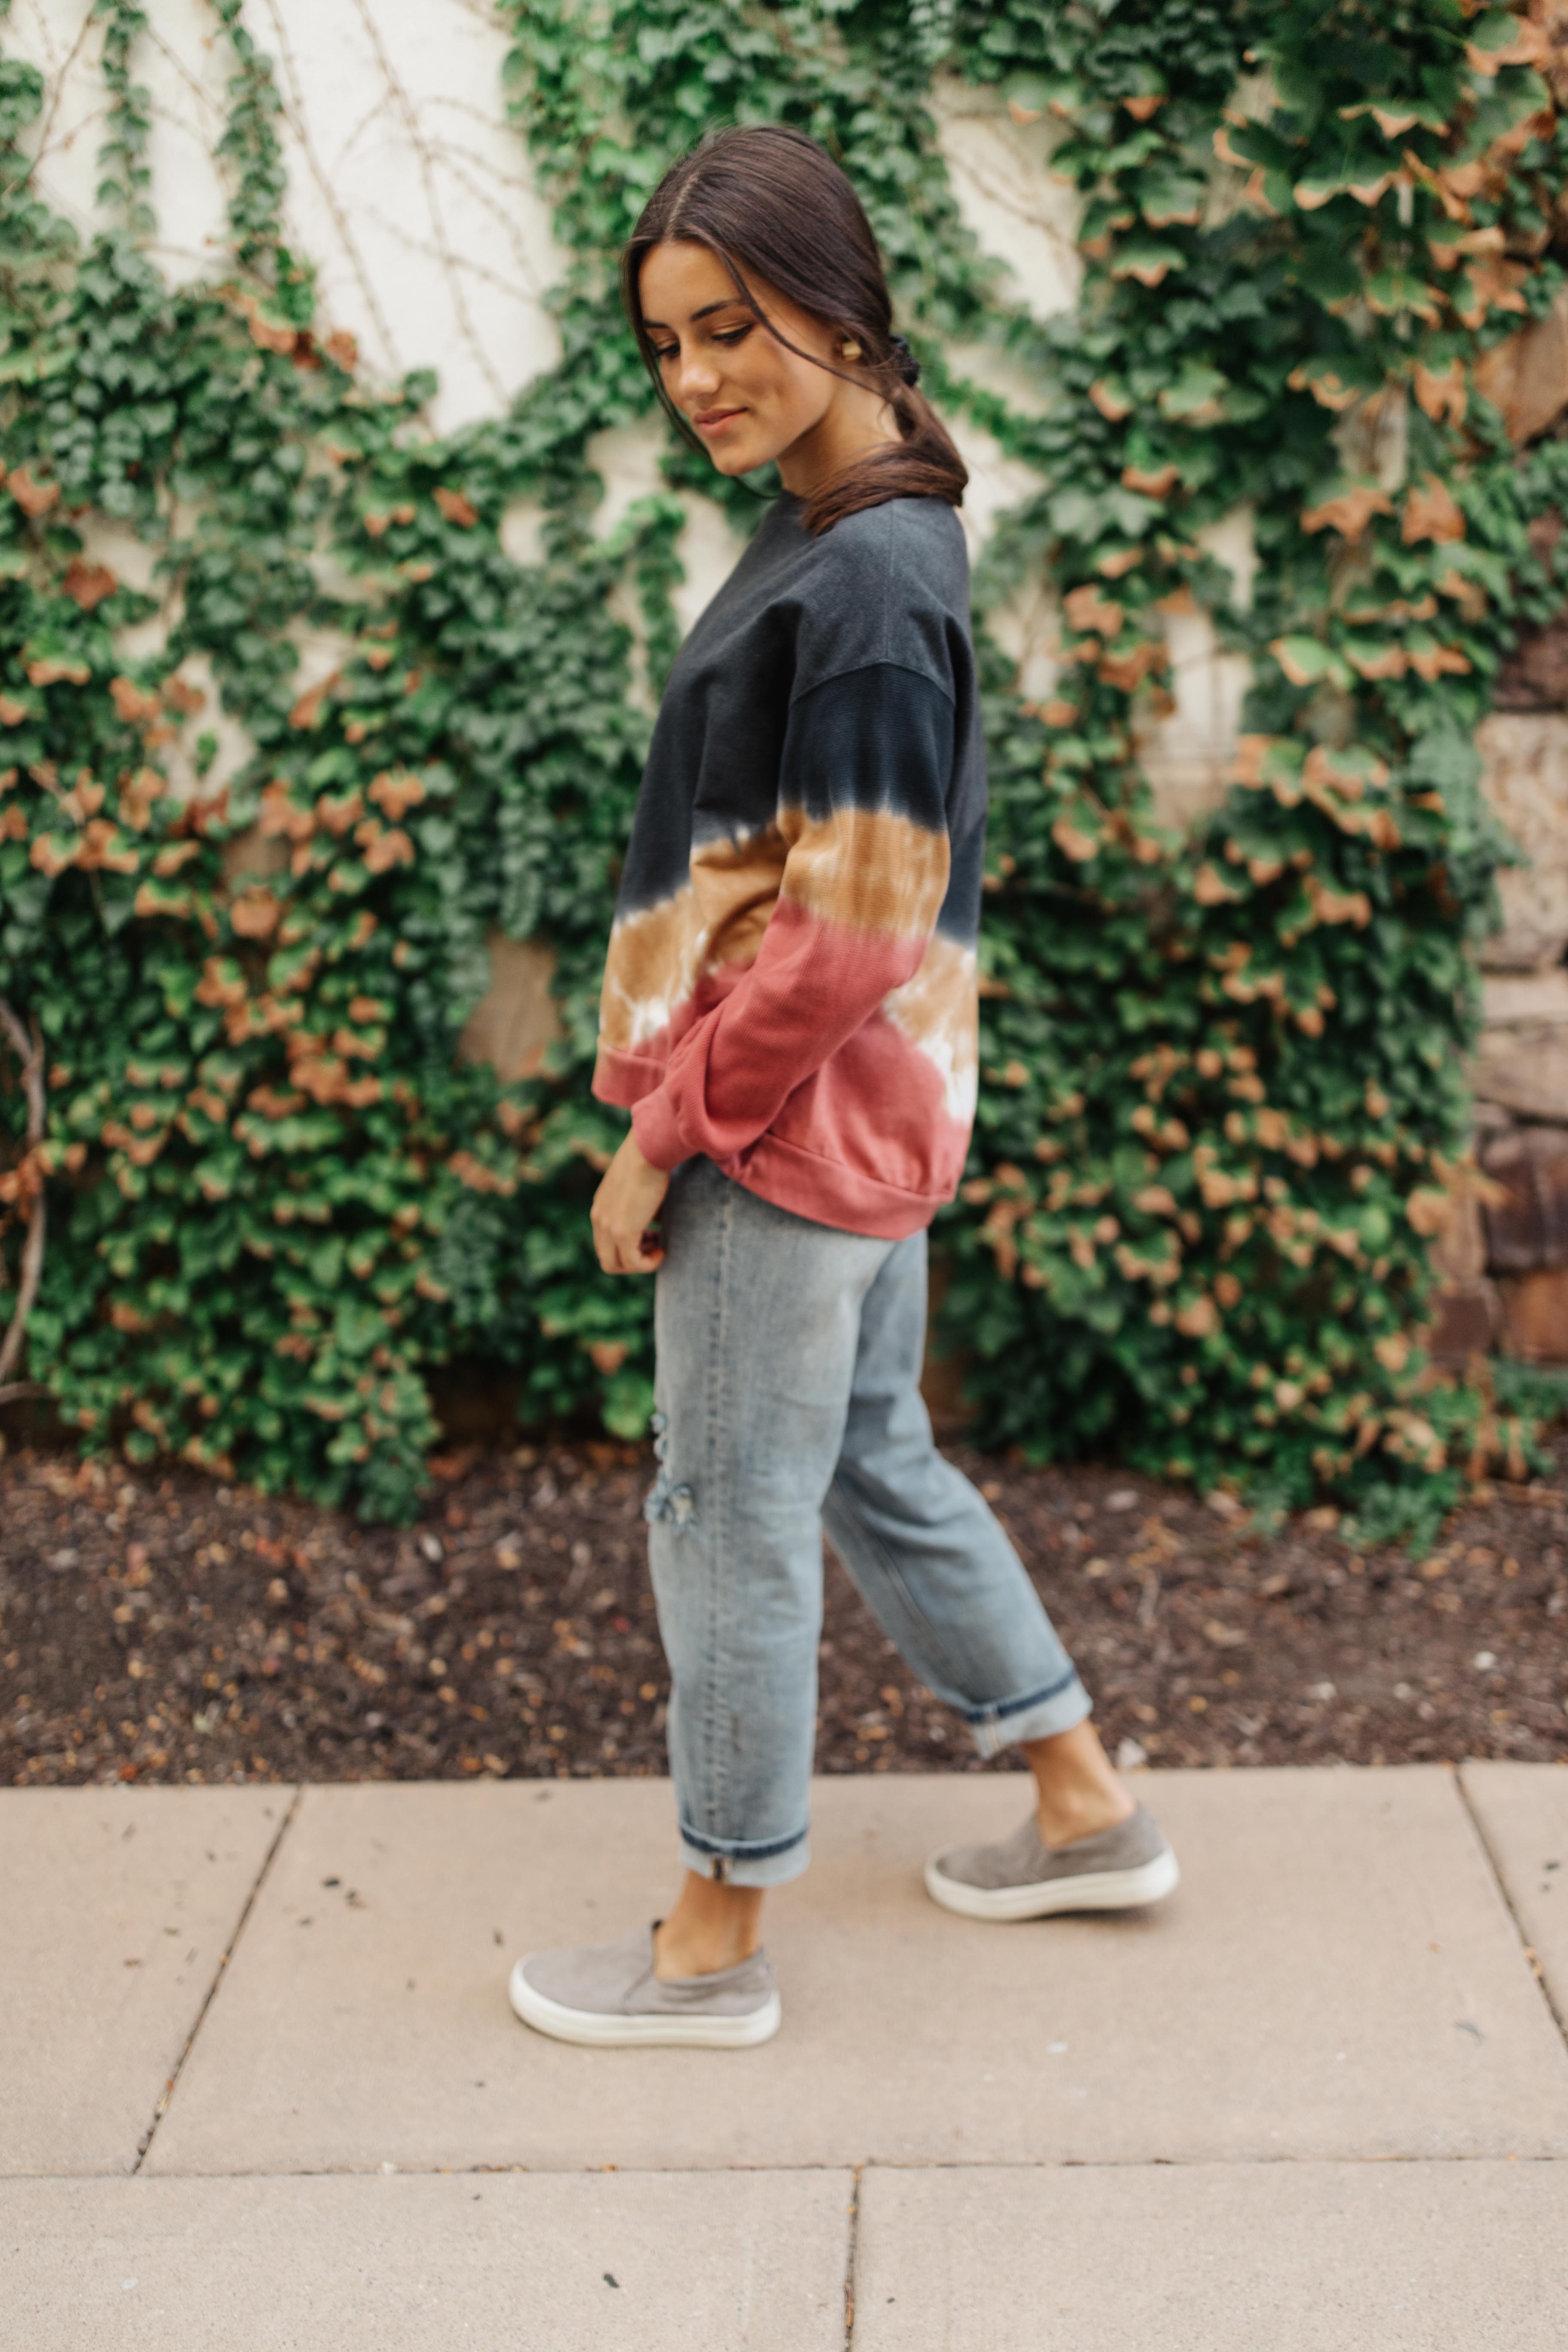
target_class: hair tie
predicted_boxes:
[887,333,921,388]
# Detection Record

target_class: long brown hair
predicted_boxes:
[621,124,966,535]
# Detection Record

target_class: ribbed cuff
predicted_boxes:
[631,1087,686,1173]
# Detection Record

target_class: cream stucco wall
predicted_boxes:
[11,1,1250,822]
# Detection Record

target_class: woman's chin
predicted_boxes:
[707,435,778,479]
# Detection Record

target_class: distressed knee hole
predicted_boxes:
[644,1410,696,1532]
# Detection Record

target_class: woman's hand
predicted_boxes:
[591,1131,670,1274]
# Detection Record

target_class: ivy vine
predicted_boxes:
[1,0,1565,1537]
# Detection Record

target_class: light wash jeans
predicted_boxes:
[645,1157,1090,1888]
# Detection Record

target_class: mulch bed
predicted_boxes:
[3,1434,1566,1789]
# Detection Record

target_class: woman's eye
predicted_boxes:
[713,325,751,346]
[650,344,677,363]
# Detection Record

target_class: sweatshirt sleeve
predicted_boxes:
[630,660,955,1172]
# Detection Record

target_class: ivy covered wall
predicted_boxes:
[2,0,1566,1533]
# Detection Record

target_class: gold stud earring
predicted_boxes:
[841,338,863,362]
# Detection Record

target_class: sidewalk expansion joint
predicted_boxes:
[8,2156,1568,2191]
[75,2151,1568,2188]
[131,1783,304,2176]
[1455,1766,1568,2054]
[842,2163,862,2349]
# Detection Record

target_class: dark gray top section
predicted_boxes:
[613,491,987,944]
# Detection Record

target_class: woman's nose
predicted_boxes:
[675,346,721,405]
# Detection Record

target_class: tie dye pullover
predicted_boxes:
[592,490,984,1241]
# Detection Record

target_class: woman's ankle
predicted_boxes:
[1023,1722,1136,1847]
[652,1872,765,1979]
[1033,1779,1135,1847]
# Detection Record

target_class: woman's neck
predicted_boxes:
[775,381,902,499]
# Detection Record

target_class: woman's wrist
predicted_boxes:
[590,1126,672,1275]
[631,1088,685,1173]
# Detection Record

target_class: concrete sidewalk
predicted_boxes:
[3,1765,1565,2348]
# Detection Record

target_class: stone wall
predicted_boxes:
[1431,707,1568,1368]
[1428,289,1568,1366]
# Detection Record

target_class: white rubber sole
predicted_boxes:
[508,1959,782,2048]
[924,1844,1180,1923]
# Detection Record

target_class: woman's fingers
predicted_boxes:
[615,1229,664,1274]
[591,1210,664,1275]
[590,1130,672,1275]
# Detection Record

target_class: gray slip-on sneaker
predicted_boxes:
[508,1923,782,2048]
[926,1801,1178,1923]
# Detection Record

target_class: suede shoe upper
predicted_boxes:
[936,1801,1169,1893]
[520,1924,778,2020]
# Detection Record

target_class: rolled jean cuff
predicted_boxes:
[677,1820,811,1890]
[964,1668,1091,1760]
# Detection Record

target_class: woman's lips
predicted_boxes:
[694,407,745,433]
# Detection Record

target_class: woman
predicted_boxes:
[508,124,1176,2051]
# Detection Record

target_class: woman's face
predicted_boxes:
[637,239,856,484]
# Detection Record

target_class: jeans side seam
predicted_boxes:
[703,1171,735,1844]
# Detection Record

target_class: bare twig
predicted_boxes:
[0,996,47,1392]
[347,0,506,407]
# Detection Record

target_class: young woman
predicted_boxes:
[508,124,1176,2051]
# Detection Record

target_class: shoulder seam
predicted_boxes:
[786,654,956,712]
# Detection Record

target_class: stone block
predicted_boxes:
[1423,1277,1500,1367]
[457,934,562,1084]
[1472,969,1568,1118]
[1480,1122,1568,1269]
[1472,289,1568,446]
[1477,1014,1568,1096]
[853,2160,1568,2352]
[1475,714,1568,971]
[1498,1267,1568,1364]
[1480,971,1568,1027]
[1428,1162,1490,1281]
[1460,1763,1568,2030]
[0,1786,286,2176]
[0,2170,851,2352]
